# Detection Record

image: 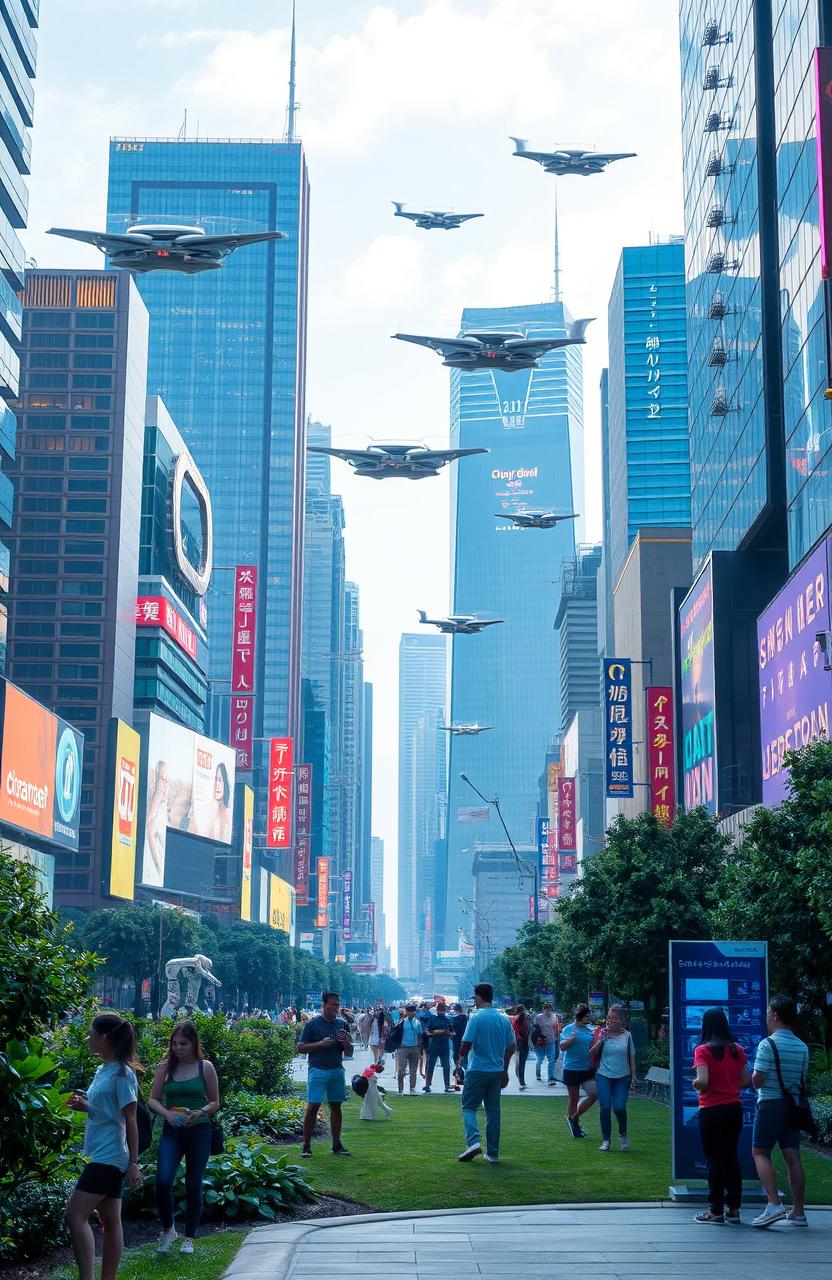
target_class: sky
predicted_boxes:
[22,1,685,963]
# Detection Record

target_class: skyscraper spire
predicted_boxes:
[286,0,298,142]
[552,188,561,303]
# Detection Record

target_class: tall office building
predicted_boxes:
[106,136,310,874]
[358,681,373,917]
[555,543,603,736]
[370,836,390,972]
[0,2,38,669]
[443,300,583,951]
[397,633,446,980]
[409,707,447,983]
[339,580,364,947]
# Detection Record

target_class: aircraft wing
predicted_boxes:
[175,231,285,249]
[477,619,503,627]
[509,137,552,163]
[392,206,421,222]
[417,447,489,465]
[450,213,484,224]
[392,332,483,355]
[502,318,594,354]
[593,152,637,163]
[307,445,378,466]
[47,227,152,250]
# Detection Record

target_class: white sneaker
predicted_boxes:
[786,1211,808,1227]
[619,1136,631,1151]
[752,1203,788,1229]
[457,1142,482,1162]
[180,1239,195,1255]
[484,1155,498,1163]
[156,1229,177,1254]
[599,1140,611,1152]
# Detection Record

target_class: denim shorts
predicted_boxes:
[752,1099,800,1152]
[307,1066,347,1104]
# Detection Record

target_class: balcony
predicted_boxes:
[706,206,726,228]
[710,390,730,417]
[702,20,732,47]
[708,340,728,367]
[709,292,728,319]
[706,252,726,273]
[705,152,723,177]
[704,111,732,134]
[703,66,732,90]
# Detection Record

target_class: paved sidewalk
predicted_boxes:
[292,1044,568,1098]
[225,1205,832,1280]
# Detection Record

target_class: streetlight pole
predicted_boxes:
[460,773,539,924]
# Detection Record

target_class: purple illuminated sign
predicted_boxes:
[680,562,717,814]
[757,538,831,805]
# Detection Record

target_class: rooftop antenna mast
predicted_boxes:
[552,187,562,303]
[285,0,298,142]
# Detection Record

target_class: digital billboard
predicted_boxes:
[268,873,295,942]
[240,785,254,921]
[757,537,830,805]
[679,561,717,814]
[109,720,140,899]
[0,680,83,852]
[141,713,236,888]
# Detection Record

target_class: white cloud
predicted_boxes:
[333,234,426,313]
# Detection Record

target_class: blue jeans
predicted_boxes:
[596,1074,629,1142]
[534,1041,557,1080]
[461,1070,504,1157]
[156,1122,212,1237]
[426,1045,451,1089]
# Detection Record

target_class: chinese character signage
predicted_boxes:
[680,563,717,813]
[135,596,197,660]
[231,694,253,772]
[343,869,352,940]
[645,329,661,420]
[815,48,832,279]
[557,777,576,851]
[604,658,633,797]
[294,763,311,904]
[647,687,676,827]
[240,785,254,921]
[266,736,293,849]
[315,856,329,928]
[231,566,257,693]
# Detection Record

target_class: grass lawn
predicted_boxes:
[45,1230,246,1280]
[292,1096,832,1212]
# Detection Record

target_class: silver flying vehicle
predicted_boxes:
[510,138,636,176]
[47,223,285,274]
[495,510,580,529]
[393,320,592,371]
[441,723,494,736]
[392,202,484,230]
[308,442,488,479]
[417,610,503,635]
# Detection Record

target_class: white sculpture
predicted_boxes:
[160,953,222,1018]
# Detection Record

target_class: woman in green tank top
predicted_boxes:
[149,1021,220,1256]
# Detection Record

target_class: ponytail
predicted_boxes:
[92,1013,143,1072]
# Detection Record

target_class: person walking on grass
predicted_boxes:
[510,1005,532,1090]
[691,1007,752,1225]
[750,995,810,1229]
[390,1002,423,1094]
[423,999,455,1093]
[450,1003,468,1088]
[560,1003,598,1136]
[590,1004,636,1151]
[148,1020,220,1255]
[65,1014,144,1280]
[368,1007,388,1063]
[297,990,354,1158]
[457,983,516,1164]
[532,1001,559,1085]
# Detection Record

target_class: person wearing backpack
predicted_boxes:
[589,1004,637,1151]
[148,1021,220,1255]
[750,995,810,1229]
[65,1014,144,1280]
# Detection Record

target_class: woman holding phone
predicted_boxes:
[590,1004,637,1151]
[692,1007,751,1224]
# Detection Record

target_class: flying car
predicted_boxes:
[510,138,636,176]
[441,723,493,736]
[46,223,285,274]
[392,202,484,231]
[495,510,580,530]
[307,442,488,479]
[393,320,592,371]
[417,610,503,635]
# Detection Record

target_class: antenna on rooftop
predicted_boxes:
[177,109,188,142]
[285,0,299,142]
[552,187,562,303]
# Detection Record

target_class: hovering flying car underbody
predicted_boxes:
[495,510,580,529]
[510,138,636,176]
[392,202,484,230]
[46,223,285,274]
[307,443,488,479]
[441,724,493,736]
[417,611,503,635]
[392,321,593,372]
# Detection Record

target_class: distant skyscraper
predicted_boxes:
[398,633,446,980]
[409,707,446,982]
[370,835,390,972]
[555,544,602,736]
[339,581,364,946]
[443,300,583,951]
[359,681,373,917]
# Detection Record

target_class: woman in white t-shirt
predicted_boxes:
[589,1004,637,1152]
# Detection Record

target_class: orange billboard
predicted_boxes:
[0,680,83,851]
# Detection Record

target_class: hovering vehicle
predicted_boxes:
[307,442,488,479]
[495,510,579,530]
[393,320,592,371]
[441,724,493,736]
[46,223,285,274]
[417,610,503,635]
[392,202,484,231]
[510,138,636,176]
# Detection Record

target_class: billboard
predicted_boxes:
[266,736,293,849]
[268,873,295,941]
[315,855,329,928]
[343,869,352,940]
[294,763,311,904]
[646,687,676,827]
[230,565,257,693]
[679,562,717,814]
[0,680,83,852]
[109,720,140,900]
[557,777,576,850]
[240,785,254,921]
[757,537,830,805]
[816,48,832,279]
[603,659,633,797]
[141,713,236,888]
[135,596,197,661]
[669,940,767,1182]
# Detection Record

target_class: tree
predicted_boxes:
[78,904,201,1014]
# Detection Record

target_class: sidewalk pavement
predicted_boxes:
[292,1044,568,1098]
[225,1204,832,1280]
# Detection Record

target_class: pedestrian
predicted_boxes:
[359,1008,373,1051]
[392,1002,423,1094]
[510,1005,531,1090]
[750,995,810,1229]
[296,990,354,1158]
[457,983,516,1163]
[368,1007,388,1063]
[450,1003,468,1088]
[691,1007,751,1225]
[589,1004,636,1151]
[560,1003,598,1136]
[423,1000,454,1093]
[65,1014,144,1280]
[532,1001,559,1085]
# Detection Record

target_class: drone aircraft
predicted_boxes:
[392,202,484,231]
[495,510,580,530]
[417,610,503,635]
[393,319,593,372]
[441,723,493,736]
[308,442,488,479]
[46,223,285,274]
[510,138,636,177]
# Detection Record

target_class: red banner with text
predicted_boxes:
[647,686,676,827]
[231,566,257,693]
[266,736,293,849]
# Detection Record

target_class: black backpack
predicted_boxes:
[136,1097,154,1154]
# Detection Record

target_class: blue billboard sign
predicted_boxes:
[604,658,633,797]
[669,940,768,1182]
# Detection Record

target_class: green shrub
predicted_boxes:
[808,1069,832,1098]
[222,1091,316,1142]
[0,1177,75,1261]
[641,1040,670,1071]
[0,1039,85,1186]
[810,1094,832,1145]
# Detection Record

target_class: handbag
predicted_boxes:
[767,1037,817,1139]
[198,1059,225,1154]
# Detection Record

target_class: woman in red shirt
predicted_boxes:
[692,1007,752,1224]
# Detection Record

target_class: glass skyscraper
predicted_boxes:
[443,300,583,950]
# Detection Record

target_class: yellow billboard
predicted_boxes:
[269,873,294,942]
[240,785,254,921]
[109,720,141,899]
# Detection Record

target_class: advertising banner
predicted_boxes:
[559,852,577,874]
[680,563,717,813]
[230,695,253,772]
[141,713,236,888]
[757,537,830,805]
[231,566,257,693]
[669,940,767,1182]
[0,680,83,852]
[536,816,549,875]
[240,785,254,921]
[646,687,676,826]
[109,720,140,899]
[343,869,352,940]
[588,991,605,1018]
[135,596,197,661]
[816,48,832,278]
[266,736,293,849]
[367,900,376,942]
[315,856,329,928]
[268,872,294,941]
[557,777,576,850]
[603,659,633,797]
[294,763,311,904]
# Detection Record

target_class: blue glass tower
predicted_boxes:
[443,300,583,950]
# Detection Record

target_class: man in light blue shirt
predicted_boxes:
[396,1002,424,1095]
[750,995,810,1229]
[457,983,516,1163]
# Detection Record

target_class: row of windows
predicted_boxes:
[27,374,113,390]
[28,311,115,329]
[26,395,112,411]
[28,353,114,370]
[27,332,115,349]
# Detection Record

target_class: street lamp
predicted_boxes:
[459,773,539,924]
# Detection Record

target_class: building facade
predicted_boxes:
[555,543,603,736]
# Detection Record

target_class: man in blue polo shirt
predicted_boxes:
[457,983,516,1164]
[297,991,354,1158]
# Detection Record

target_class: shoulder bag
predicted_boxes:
[198,1059,225,1155]
[767,1037,817,1140]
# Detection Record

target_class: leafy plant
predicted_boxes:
[641,1041,670,1071]
[222,1091,319,1142]
[810,1095,832,1146]
[808,1070,832,1099]
[0,1038,84,1188]
[0,1177,76,1261]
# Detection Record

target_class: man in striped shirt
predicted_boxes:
[750,995,810,1229]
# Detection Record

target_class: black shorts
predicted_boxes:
[75,1162,125,1199]
[563,1068,596,1087]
